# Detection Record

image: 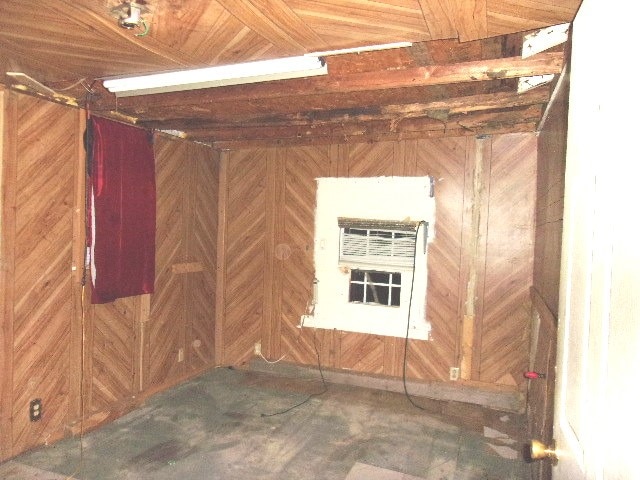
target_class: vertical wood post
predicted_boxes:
[214,152,228,365]
[460,136,491,380]
[68,108,87,427]
[135,294,150,392]
[0,89,17,461]
[263,148,285,359]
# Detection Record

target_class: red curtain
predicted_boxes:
[89,116,156,303]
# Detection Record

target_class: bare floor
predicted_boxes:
[0,367,532,479]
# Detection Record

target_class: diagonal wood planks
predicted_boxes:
[221,133,536,392]
[9,95,77,455]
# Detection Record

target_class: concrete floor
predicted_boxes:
[0,366,532,479]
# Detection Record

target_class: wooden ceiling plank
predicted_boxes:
[453,0,489,42]
[188,15,269,64]
[216,0,327,54]
[287,0,430,44]
[486,0,579,37]
[149,3,252,64]
[417,0,458,39]
[56,0,195,67]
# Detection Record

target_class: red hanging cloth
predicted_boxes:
[89,116,156,303]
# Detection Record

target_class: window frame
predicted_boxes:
[301,176,434,341]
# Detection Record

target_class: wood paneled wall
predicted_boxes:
[216,133,537,394]
[1,88,541,460]
[1,91,81,459]
[83,134,219,425]
[0,91,219,460]
[528,68,570,480]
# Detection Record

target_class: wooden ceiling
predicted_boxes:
[0,0,580,148]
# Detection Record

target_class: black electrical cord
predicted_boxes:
[262,221,426,416]
[402,221,428,411]
[260,331,328,417]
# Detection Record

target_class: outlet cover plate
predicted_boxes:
[29,398,42,422]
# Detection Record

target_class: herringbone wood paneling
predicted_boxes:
[222,149,268,364]
[345,142,395,177]
[186,144,218,370]
[148,136,218,383]
[413,137,468,381]
[2,93,220,461]
[11,96,76,454]
[479,134,536,385]
[339,333,386,374]
[233,133,536,394]
[148,136,188,386]
[280,146,334,366]
[88,299,137,413]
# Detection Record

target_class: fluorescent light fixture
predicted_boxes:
[102,55,327,97]
[307,41,412,57]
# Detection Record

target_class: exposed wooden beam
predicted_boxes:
[92,52,563,111]
[139,87,550,131]
[106,85,461,121]
[210,122,537,150]
[386,86,549,115]
[187,105,542,145]
[321,52,560,91]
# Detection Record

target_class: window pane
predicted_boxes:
[367,271,390,284]
[391,272,401,285]
[365,283,390,305]
[351,269,365,282]
[390,286,401,306]
[370,284,390,305]
[349,282,364,302]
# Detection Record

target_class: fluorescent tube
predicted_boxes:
[102,55,327,97]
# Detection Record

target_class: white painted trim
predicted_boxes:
[301,176,435,340]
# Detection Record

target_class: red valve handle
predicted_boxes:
[524,371,546,379]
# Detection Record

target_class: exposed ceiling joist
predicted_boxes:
[0,0,580,148]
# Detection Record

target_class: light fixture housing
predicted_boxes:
[111,1,149,29]
[102,56,327,97]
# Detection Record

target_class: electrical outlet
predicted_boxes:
[178,348,184,362]
[449,367,460,381]
[254,342,261,355]
[29,398,42,422]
